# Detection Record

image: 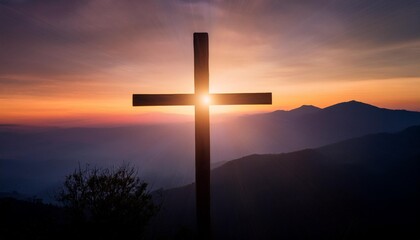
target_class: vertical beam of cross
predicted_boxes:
[132,32,272,239]
[194,33,211,238]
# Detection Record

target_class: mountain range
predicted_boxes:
[1,100,420,198]
[147,125,420,239]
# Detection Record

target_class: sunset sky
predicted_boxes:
[1,0,419,126]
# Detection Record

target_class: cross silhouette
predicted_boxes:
[133,32,272,238]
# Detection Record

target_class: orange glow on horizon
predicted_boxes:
[2,76,420,126]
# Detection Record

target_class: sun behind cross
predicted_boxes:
[202,95,211,105]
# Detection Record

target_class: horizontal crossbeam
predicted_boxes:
[133,93,272,106]
[210,93,272,105]
[133,94,195,106]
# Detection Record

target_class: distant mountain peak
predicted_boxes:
[325,100,380,111]
[292,105,321,111]
[346,100,374,105]
[288,105,321,115]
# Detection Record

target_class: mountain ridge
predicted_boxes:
[149,125,420,239]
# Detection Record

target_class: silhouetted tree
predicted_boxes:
[57,164,159,239]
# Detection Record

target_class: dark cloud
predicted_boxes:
[0,0,191,77]
[207,0,420,81]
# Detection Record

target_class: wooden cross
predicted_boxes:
[133,32,272,239]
